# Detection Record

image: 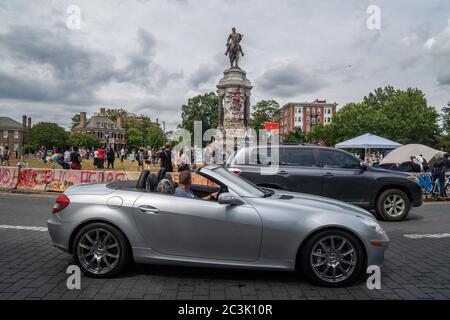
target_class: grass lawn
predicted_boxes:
[23,158,161,172]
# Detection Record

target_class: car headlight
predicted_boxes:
[359,216,386,235]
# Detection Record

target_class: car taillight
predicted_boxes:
[52,194,70,214]
[228,168,241,174]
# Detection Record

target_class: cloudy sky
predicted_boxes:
[0,0,449,131]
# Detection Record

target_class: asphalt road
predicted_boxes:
[0,191,449,300]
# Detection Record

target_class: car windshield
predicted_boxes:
[211,167,266,197]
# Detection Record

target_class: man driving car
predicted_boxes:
[175,170,219,200]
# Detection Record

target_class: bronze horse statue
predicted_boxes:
[225,29,244,69]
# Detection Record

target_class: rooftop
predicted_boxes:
[73,115,125,131]
[0,117,23,129]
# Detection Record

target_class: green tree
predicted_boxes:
[284,127,305,143]
[147,125,166,148]
[70,133,101,150]
[127,128,141,151]
[441,101,450,134]
[125,115,157,147]
[328,87,441,147]
[179,92,219,146]
[96,108,128,122]
[71,114,80,128]
[250,100,280,131]
[306,124,335,145]
[28,122,69,150]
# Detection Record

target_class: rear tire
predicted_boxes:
[376,189,410,221]
[72,222,130,278]
[300,229,365,287]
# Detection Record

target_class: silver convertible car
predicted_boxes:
[48,166,389,287]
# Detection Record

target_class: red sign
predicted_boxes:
[264,122,280,131]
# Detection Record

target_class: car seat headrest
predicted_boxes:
[157,178,174,194]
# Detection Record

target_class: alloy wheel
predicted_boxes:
[310,235,357,283]
[383,194,406,217]
[77,228,120,275]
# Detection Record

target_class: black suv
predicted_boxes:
[226,144,422,221]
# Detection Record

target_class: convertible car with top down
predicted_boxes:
[47,166,389,287]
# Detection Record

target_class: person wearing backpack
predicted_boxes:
[70,146,82,170]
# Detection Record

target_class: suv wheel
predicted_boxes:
[300,229,365,287]
[72,222,130,278]
[376,189,410,221]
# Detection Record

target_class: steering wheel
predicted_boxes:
[210,186,224,201]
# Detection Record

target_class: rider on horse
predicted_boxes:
[225,27,244,68]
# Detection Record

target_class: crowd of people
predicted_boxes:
[4,143,210,173]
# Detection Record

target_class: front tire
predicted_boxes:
[300,230,365,287]
[72,222,130,278]
[376,189,410,221]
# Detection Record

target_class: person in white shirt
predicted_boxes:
[120,148,126,163]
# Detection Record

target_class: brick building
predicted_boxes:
[0,115,31,158]
[277,100,338,141]
[71,108,127,151]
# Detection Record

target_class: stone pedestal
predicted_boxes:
[217,68,252,131]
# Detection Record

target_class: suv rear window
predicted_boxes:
[319,149,360,169]
[280,148,317,167]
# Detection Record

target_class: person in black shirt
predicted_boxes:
[70,146,82,170]
[433,153,450,198]
[106,148,115,169]
[159,144,173,172]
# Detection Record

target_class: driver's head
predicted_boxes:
[232,27,236,32]
[178,170,192,189]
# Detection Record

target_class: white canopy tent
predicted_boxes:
[335,133,402,160]
[380,144,444,166]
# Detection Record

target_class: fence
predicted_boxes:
[0,167,211,193]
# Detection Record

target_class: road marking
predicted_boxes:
[0,225,48,232]
[404,233,450,239]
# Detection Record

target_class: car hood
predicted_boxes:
[367,166,412,177]
[246,189,376,220]
[64,183,114,195]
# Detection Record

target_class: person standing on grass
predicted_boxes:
[106,147,115,169]
[63,145,71,170]
[159,143,173,172]
[97,146,105,169]
[120,148,126,163]
[70,146,82,170]
[93,148,99,168]
[137,148,144,172]
[2,145,10,166]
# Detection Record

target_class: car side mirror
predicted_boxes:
[218,193,244,206]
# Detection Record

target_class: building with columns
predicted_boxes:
[277,100,338,141]
[71,108,127,151]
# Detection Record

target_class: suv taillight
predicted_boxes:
[52,194,70,214]
[228,168,241,174]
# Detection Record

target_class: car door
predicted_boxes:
[272,147,323,195]
[231,147,276,186]
[132,192,262,262]
[318,149,370,204]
